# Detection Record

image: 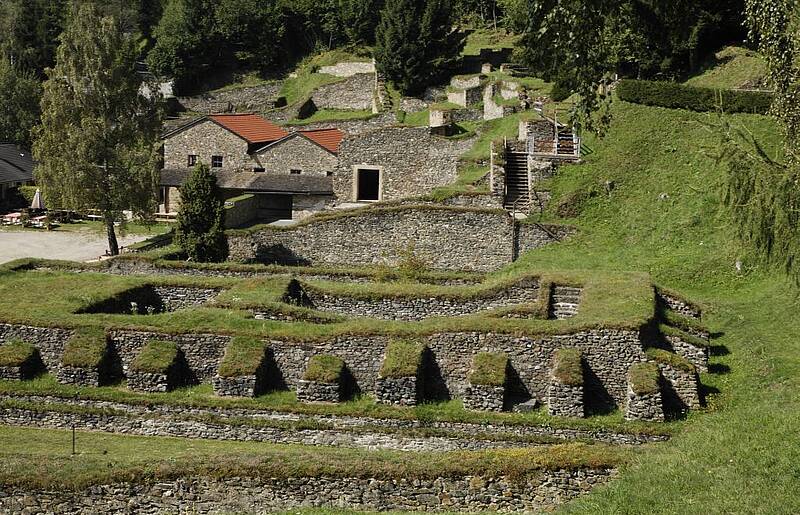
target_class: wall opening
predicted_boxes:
[256,194,293,221]
[356,168,380,201]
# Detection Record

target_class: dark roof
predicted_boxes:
[160,169,333,195]
[0,144,34,185]
[162,114,288,145]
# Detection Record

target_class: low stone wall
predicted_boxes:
[374,376,419,406]
[658,363,700,411]
[658,292,701,318]
[447,86,483,107]
[0,323,72,371]
[177,82,282,114]
[297,379,341,403]
[294,278,540,321]
[0,470,618,514]
[127,371,175,393]
[152,286,221,311]
[224,193,259,228]
[56,366,101,387]
[666,335,709,372]
[318,61,376,77]
[212,375,259,397]
[311,73,374,111]
[625,384,664,422]
[0,365,24,380]
[451,75,483,89]
[547,381,584,418]
[463,384,505,411]
[228,206,569,272]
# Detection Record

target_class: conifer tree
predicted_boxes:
[175,164,228,262]
[0,56,41,147]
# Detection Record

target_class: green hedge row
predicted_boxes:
[616,79,773,114]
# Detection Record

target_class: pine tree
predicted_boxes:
[33,2,162,256]
[175,164,228,262]
[0,56,41,147]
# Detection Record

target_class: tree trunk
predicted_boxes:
[104,211,119,256]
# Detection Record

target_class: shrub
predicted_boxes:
[552,348,583,386]
[550,78,573,102]
[379,340,426,378]
[61,327,108,369]
[470,352,508,386]
[0,339,37,367]
[628,362,661,395]
[303,354,345,384]
[175,164,228,263]
[396,242,430,282]
[218,336,267,378]
[616,79,773,114]
[131,340,179,374]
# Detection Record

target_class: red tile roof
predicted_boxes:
[209,113,288,144]
[299,128,345,154]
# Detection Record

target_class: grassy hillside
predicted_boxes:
[685,46,768,90]
[504,99,800,513]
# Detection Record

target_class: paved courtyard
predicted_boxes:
[0,230,150,264]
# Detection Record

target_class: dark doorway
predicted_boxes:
[356,168,380,201]
[256,194,293,222]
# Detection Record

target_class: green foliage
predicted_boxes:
[616,79,773,114]
[0,56,41,147]
[175,164,228,262]
[552,348,583,386]
[379,340,426,378]
[469,352,508,386]
[61,327,108,369]
[0,339,36,367]
[131,340,179,374]
[303,354,345,383]
[549,78,573,103]
[396,242,430,282]
[374,0,463,95]
[217,336,267,378]
[628,362,660,396]
[0,0,66,76]
[32,2,162,257]
[685,46,768,90]
[17,185,38,205]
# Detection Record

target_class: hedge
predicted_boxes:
[552,348,583,386]
[469,352,508,386]
[304,355,345,384]
[628,362,661,396]
[217,336,267,378]
[379,340,426,379]
[131,340,180,374]
[617,79,773,114]
[0,339,37,367]
[61,328,108,369]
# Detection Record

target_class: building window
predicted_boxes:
[253,167,265,173]
[290,169,302,175]
[187,154,197,167]
[211,155,223,168]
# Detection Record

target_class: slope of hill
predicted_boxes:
[685,46,768,90]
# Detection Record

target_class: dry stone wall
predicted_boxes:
[318,61,376,77]
[625,384,665,421]
[547,382,584,418]
[666,335,709,372]
[0,470,617,514]
[296,379,341,402]
[658,363,700,411]
[463,384,505,411]
[311,73,375,111]
[177,83,282,114]
[0,323,72,371]
[374,376,420,406]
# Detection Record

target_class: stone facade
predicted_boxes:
[374,376,419,406]
[292,278,540,321]
[318,61,376,77]
[334,127,474,203]
[666,335,709,372]
[311,73,375,111]
[253,133,337,176]
[463,384,505,411]
[212,374,260,397]
[625,383,665,422]
[547,381,584,418]
[658,363,700,411]
[0,323,73,372]
[0,470,618,514]
[296,379,341,403]
[164,119,253,172]
[56,366,101,387]
[227,205,568,272]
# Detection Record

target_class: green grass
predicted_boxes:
[277,48,371,107]
[0,425,625,490]
[379,340,426,378]
[61,327,107,368]
[0,339,36,367]
[645,348,695,373]
[685,46,768,90]
[461,28,520,56]
[552,348,583,386]
[212,71,274,93]
[628,362,660,395]
[286,109,374,125]
[399,109,430,127]
[469,352,508,386]
[130,340,179,374]
[304,354,345,383]
[217,336,267,377]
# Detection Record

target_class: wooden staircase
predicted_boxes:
[503,149,530,212]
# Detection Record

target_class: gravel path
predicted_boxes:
[0,230,150,264]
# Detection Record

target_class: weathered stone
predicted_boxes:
[463,384,505,412]
[625,383,664,422]
[296,379,341,403]
[374,376,419,406]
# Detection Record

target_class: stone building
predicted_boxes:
[159,114,343,222]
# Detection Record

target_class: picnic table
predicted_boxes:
[1,212,22,225]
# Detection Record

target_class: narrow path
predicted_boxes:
[0,230,149,264]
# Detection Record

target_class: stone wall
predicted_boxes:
[0,470,617,514]
[152,286,221,311]
[224,193,259,228]
[177,83,282,114]
[318,61,376,77]
[0,323,73,371]
[446,86,483,107]
[164,119,252,171]
[109,330,231,383]
[547,381,584,418]
[483,84,516,121]
[658,363,700,412]
[292,194,334,221]
[294,112,397,135]
[463,384,505,411]
[451,75,483,89]
[516,223,575,258]
[625,384,664,422]
[56,366,101,387]
[374,376,419,406]
[253,133,337,175]
[212,374,259,397]
[227,206,568,272]
[311,73,375,111]
[294,278,540,321]
[296,379,341,402]
[666,335,709,372]
[334,127,474,203]
[658,292,702,318]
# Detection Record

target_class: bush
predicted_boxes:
[628,362,660,395]
[61,327,108,369]
[0,339,37,367]
[469,352,508,386]
[217,336,267,377]
[550,78,573,102]
[616,79,773,114]
[131,340,179,374]
[175,164,228,263]
[379,340,426,378]
[303,354,345,384]
[552,348,583,386]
